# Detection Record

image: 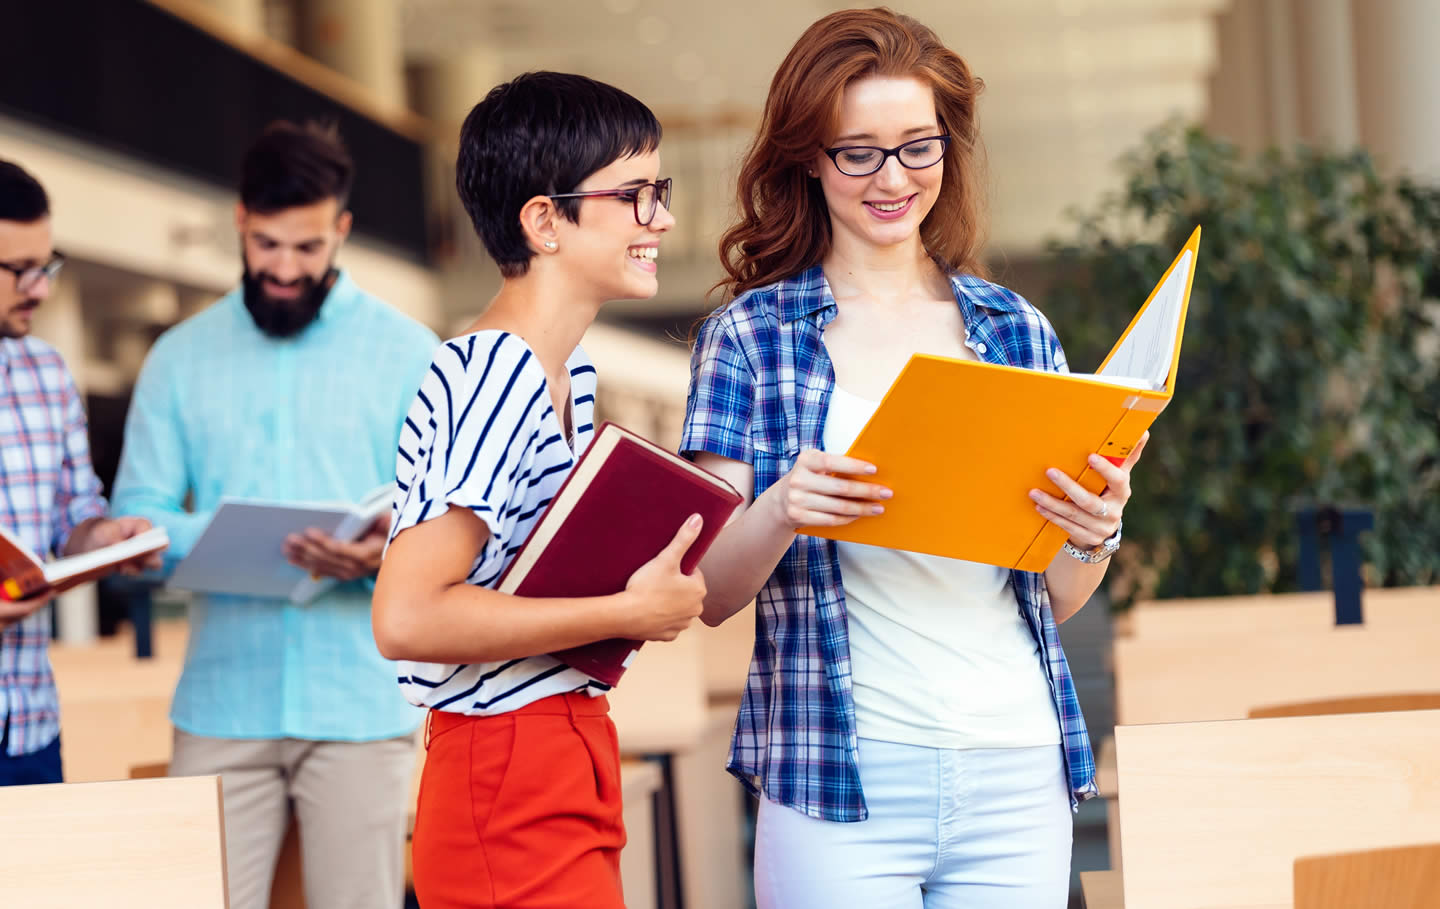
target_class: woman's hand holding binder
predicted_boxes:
[768,450,893,531]
[1029,431,1149,550]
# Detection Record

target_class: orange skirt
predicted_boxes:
[411,692,626,909]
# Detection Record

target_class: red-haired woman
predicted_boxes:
[681,8,1147,907]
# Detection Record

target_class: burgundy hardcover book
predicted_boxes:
[495,422,743,687]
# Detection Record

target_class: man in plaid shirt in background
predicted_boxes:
[0,160,163,786]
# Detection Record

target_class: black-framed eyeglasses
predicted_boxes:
[823,135,951,177]
[0,251,65,294]
[548,177,672,226]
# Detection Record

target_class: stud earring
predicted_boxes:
[544,241,557,250]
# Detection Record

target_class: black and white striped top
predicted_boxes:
[388,330,603,715]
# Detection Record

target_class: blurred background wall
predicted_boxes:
[1,0,1435,519]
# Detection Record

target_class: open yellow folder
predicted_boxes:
[803,226,1200,571]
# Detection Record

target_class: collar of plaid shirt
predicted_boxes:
[695,264,1098,822]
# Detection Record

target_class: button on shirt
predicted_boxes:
[680,265,1097,822]
[112,272,439,742]
[0,337,108,756]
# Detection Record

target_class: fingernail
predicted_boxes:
[1046,469,1062,481]
[1089,455,1105,467]
[1028,490,1041,502]
[687,513,702,528]
[871,505,885,515]
[865,464,878,475]
[879,489,893,499]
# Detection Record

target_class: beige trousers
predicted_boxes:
[170,728,416,909]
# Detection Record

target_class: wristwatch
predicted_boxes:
[1062,520,1122,564]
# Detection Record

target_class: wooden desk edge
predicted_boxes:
[1096,734,1118,798]
[1079,870,1124,909]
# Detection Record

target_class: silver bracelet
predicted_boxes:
[1062,520,1122,564]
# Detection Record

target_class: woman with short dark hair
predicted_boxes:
[373,72,705,909]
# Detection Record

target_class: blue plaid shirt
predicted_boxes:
[680,265,1098,822]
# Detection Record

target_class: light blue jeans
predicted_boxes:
[754,738,1073,909]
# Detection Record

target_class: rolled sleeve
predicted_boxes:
[680,313,755,465]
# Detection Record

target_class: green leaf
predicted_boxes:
[1045,123,1440,606]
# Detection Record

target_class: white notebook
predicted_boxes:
[168,485,392,604]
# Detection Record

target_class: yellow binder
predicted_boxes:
[804,226,1200,571]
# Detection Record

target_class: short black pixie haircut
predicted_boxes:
[240,120,355,215]
[0,160,50,223]
[457,71,662,278]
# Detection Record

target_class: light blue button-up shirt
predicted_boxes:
[112,271,438,742]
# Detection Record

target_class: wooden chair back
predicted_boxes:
[1294,842,1440,909]
[1115,710,1440,908]
[1123,587,1439,639]
[1249,692,1440,719]
[1113,625,1440,725]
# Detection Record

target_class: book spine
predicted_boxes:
[1095,395,1168,462]
[1,575,48,602]
[1015,401,1166,572]
[0,547,48,601]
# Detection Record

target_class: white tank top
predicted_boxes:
[823,382,1061,749]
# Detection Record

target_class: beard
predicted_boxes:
[241,258,337,338]
[0,298,40,340]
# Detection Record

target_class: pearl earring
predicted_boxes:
[544,241,557,249]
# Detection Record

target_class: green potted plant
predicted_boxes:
[1044,124,1440,604]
